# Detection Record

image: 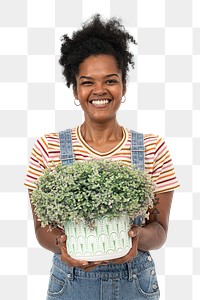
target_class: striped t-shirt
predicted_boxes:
[24,126,180,194]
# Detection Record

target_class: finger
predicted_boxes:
[59,234,67,245]
[81,261,101,268]
[63,255,89,268]
[62,251,88,266]
[59,236,104,269]
[100,260,109,266]
[128,227,140,238]
[80,261,102,272]
[57,234,67,250]
[60,248,89,268]
[81,265,98,272]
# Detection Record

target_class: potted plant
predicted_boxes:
[31,159,155,261]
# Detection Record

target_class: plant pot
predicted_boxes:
[64,214,132,261]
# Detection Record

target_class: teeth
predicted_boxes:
[91,100,109,105]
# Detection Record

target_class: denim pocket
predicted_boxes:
[47,265,68,297]
[133,266,160,299]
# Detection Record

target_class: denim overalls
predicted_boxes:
[46,129,160,300]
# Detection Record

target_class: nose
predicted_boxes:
[92,83,107,97]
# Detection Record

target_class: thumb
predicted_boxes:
[128,227,140,238]
[60,234,67,242]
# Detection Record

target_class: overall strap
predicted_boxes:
[131,130,145,171]
[131,130,145,225]
[59,129,75,165]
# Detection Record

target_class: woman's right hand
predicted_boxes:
[58,234,108,272]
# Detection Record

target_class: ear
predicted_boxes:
[122,84,126,96]
[73,85,78,99]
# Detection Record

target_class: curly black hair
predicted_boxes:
[59,14,137,88]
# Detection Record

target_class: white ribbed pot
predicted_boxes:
[64,214,132,261]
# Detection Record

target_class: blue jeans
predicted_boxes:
[46,251,160,300]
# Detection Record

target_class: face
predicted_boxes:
[73,54,126,124]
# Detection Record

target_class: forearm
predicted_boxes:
[29,189,63,253]
[36,226,63,253]
[137,222,167,251]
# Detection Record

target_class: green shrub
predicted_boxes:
[31,160,155,229]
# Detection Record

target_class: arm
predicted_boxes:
[28,189,100,271]
[110,190,173,263]
[28,189,63,253]
[137,190,173,251]
[29,188,173,267]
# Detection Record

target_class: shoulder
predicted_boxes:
[143,133,164,148]
[34,128,76,150]
[143,134,169,159]
[35,132,59,147]
[127,130,169,158]
[43,132,60,146]
[32,133,60,158]
[128,130,165,149]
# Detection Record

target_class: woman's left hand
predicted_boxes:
[109,225,142,264]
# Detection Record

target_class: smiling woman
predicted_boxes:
[24,14,180,300]
[74,54,125,134]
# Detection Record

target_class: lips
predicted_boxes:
[89,99,112,106]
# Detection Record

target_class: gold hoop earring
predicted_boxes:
[121,96,126,103]
[74,98,81,106]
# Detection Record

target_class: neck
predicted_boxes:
[80,119,123,143]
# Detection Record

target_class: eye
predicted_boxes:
[106,79,118,85]
[81,81,93,86]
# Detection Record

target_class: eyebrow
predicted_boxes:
[79,74,119,80]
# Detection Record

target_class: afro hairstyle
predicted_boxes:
[59,14,137,88]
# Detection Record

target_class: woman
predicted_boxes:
[25,15,180,300]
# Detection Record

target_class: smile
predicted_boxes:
[90,99,111,106]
